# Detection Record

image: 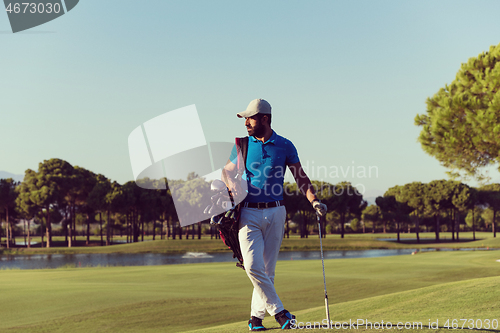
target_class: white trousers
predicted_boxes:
[238,206,287,319]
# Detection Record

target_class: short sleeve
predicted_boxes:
[285,139,300,165]
[229,144,238,165]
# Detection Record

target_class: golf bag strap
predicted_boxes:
[235,136,249,172]
[214,136,248,270]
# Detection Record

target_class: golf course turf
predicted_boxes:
[1,247,500,332]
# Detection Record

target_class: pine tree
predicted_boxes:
[415,43,500,181]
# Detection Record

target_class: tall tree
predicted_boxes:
[156,179,175,240]
[56,165,84,247]
[379,186,412,242]
[108,182,129,243]
[450,182,474,242]
[399,182,427,243]
[375,196,391,233]
[136,178,163,242]
[105,182,125,245]
[466,206,484,241]
[482,208,499,235]
[15,179,38,249]
[478,183,500,237]
[87,175,112,246]
[63,168,82,247]
[361,205,380,233]
[20,159,73,248]
[122,181,142,242]
[0,178,19,248]
[284,182,317,238]
[415,43,500,181]
[325,182,366,239]
[73,166,98,246]
[169,175,211,234]
[424,180,454,242]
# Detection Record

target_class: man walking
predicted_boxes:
[223,99,327,330]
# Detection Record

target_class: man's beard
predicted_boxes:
[247,121,266,137]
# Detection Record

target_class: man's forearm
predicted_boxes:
[298,177,328,217]
[221,161,238,186]
[297,177,319,203]
[306,187,319,203]
[221,168,232,186]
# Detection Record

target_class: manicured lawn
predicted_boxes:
[194,275,500,333]
[1,250,500,332]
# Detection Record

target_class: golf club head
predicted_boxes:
[210,215,223,225]
[221,201,232,210]
[224,210,236,219]
[211,179,227,192]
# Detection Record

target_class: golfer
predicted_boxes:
[223,99,327,331]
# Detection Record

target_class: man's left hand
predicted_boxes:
[313,200,327,216]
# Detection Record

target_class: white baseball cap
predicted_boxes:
[237,99,272,118]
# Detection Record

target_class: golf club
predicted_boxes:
[317,212,331,328]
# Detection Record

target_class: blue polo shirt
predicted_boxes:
[230,131,300,203]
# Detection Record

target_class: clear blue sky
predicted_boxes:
[2,0,500,198]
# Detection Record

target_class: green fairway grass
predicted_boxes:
[2,232,500,255]
[1,250,500,332]
[191,276,500,333]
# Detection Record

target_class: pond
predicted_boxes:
[1,248,493,270]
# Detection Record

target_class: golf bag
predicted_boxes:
[211,205,245,270]
[209,137,248,270]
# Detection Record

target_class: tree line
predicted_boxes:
[0,158,206,248]
[285,180,499,242]
[374,180,498,242]
[1,158,499,248]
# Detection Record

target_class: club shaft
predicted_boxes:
[318,215,331,326]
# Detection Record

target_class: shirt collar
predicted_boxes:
[250,131,277,145]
